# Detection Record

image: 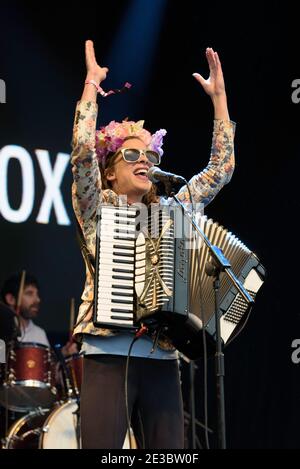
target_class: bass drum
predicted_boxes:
[4,400,137,449]
[40,400,137,449]
[4,402,79,449]
[40,399,80,449]
[4,409,51,449]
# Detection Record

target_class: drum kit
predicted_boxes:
[0,288,85,449]
[0,295,136,450]
[0,339,84,449]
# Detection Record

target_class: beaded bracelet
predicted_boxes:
[85,79,132,97]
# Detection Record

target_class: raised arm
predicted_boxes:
[81,40,109,102]
[193,47,229,120]
[71,41,109,225]
[177,48,235,207]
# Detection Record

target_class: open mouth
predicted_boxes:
[133,168,149,181]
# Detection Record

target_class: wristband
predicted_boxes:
[85,79,132,98]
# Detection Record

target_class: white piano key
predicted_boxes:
[97,305,134,314]
[101,211,137,219]
[135,267,146,276]
[100,259,134,268]
[100,235,135,244]
[101,240,135,248]
[100,250,134,259]
[98,283,133,290]
[135,273,146,280]
[97,317,134,326]
[100,263,134,271]
[98,296,134,304]
[136,233,145,247]
[99,270,134,279]
[135,252,146,261]
[113,225,136,232]
[97,297,133,307]
[102,233,136,240]
[97,286,133,295]
[97,310,133,320]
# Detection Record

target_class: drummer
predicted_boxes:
[0,272,49,347]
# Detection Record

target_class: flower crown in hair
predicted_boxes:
[95,120,167,167]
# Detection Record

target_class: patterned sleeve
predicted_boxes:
[71,100,102,225]
[176,119,236,207]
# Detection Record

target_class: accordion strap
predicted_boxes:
[71,220,95,334]
[75,219,95,279]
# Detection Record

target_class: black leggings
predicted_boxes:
[80,354,184,449]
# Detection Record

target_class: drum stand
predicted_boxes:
[73,398,81,449]
[54,345,81,449]
[2,340,15,442]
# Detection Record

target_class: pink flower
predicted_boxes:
[95,120,167,167]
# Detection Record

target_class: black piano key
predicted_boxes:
[113,236,134,242]
[112,284,133,289]
[111,299,133,304]
[111,308,133,314]
[115,212,136,219]
[112,267,133,275]
[112,269,133,280]
[114,229,136,235]
[112,278,133,283]
[114,252,134,258]
[111,316,133,321]
[111,292,133,297]
[114,219,136,225]
[113,245,135,251]
[113,259,134,264]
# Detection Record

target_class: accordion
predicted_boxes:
[93,204,265,359]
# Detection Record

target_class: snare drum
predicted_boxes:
[0,342,57,412]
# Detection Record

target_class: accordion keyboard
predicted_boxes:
[94,206,138,327]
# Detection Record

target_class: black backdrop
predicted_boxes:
[0,0,297,449]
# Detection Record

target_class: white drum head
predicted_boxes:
[40,399,80,449]
[40,399,137,449]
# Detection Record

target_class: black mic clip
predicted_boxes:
[147,167,186,197]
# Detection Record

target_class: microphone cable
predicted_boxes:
[124,325,148,450]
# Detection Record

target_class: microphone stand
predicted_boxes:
[189,360,197,449]
[162,184,254,449]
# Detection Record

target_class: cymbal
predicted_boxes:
[0,301,18,342]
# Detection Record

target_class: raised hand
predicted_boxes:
[193,47,226,98]
[85,40,109,85]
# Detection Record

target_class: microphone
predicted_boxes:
[147,167,186,186]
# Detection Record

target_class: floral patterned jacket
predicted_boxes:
[71,100,235,348]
